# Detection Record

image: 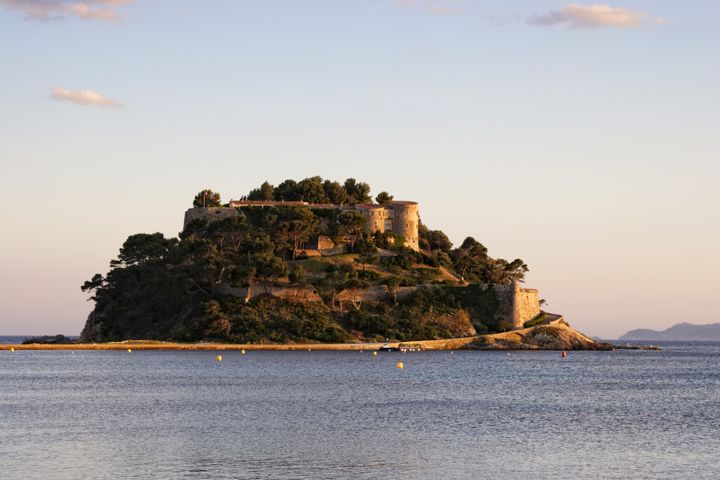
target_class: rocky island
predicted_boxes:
[73,177,609,351]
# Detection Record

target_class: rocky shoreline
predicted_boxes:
[2,318,629,352]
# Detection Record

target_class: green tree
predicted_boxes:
[248,181,274,200]
[418,222,452,253]
[111,233,175,267]
[383,277,401,304]
[193,189,221,207]
[297,176,330,203]
[80,273,105,300]
[322,180,348,204]
[201,300,232,339]
[427,230,453,253]
[289,265,308,285]
[450,237,527,285]
[204,217,249,254]
[337,210,367,250]
[375,191,394,205]
[234,232,287,302]
[273,179,300,201]
[344,178,372,204]
[275,207,320,259]
[450,237,488,281]
[354,253,377,271]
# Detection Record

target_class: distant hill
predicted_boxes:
[619,322,720,341]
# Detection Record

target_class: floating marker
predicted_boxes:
[10,347,14,352]
[372,352,378,357]
[216,355,223,362]
[127,348,132,353]
[241,349,246,355]
[561,351,567,359]
[396,361,404,369]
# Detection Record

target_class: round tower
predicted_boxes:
[356,204,387,234]
[390,201,419,251]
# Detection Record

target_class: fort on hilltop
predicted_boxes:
[182,196,541,331]
[76,180,562,346]
[184,199,420,251]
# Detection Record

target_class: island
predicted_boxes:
[23,177,611,351]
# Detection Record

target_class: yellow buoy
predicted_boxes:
[372,351,378,357]
[10,347,14,352]
[241,349,246,355]
[396,361,404,369]
[216,355,223,362]
[127,348,132,353]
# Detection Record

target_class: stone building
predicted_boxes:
[493,283,541,330]
[184,199,420,251]
[353,201,419,251]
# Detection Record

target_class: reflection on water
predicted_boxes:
[1,345,719,479]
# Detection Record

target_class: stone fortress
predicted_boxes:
[184,197,542,331]
[184,199,420,251]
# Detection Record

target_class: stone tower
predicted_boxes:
[389,201,420,251]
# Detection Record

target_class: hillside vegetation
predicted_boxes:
[81,178,529,343]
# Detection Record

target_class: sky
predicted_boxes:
[0,0,718,338]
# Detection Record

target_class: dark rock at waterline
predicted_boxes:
[22,335,79,345]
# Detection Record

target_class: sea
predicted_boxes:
[1,341,719,479]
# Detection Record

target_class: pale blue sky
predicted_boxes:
[1,1,718,337]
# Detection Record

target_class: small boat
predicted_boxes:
[378,344,399,352]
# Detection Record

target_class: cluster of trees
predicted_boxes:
[79,231,347,343]
[77,225,447,343]
[418,223,527,286]
[246,176,393,206]
[193,189,222,208]
[345,287,477,341]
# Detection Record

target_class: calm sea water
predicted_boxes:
[1,343,719,479]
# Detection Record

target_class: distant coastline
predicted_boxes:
[619,322,720,341]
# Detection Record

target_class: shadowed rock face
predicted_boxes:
[22,335,78,345]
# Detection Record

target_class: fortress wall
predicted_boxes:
[493,283,541,330]
[184,202,421,251]
[218,283,323,303]
[183,207,240,229]
[390,203,420,251]
[515,288,540,327]
[359,208,388,234]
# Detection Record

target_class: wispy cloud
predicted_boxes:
[427,4,460,15]
[0,0,130,22]
[50,87,122,107]
[528,3,663,28]
[395,0,461,15]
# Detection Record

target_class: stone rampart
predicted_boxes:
[493,283,541,330]
[183,207,240,229]
[389,202,419,251]
[183,199,421,251]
